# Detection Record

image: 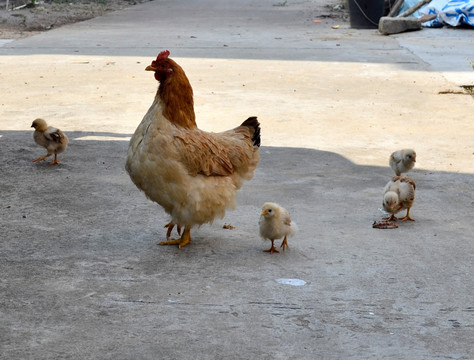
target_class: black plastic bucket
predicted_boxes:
[348,0,384,29]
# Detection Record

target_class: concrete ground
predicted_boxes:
[1,0,473,359]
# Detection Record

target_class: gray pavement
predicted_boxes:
[1,0,473,359]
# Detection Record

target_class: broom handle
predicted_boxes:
[388,0,405,17]
[397,0,432,18]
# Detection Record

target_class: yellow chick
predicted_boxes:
[383,176,416,222]
[259,202,297,254]
[389,149,416,176]
[31,118,69,165]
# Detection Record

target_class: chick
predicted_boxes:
[383,176,416,222]
[389,149,416,176]
[31,118,68,165]
[259,202,297,254]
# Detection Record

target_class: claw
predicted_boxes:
[158,226,191,248]
[280,236,289,251]
[48,154,60,165]
[164,222,182,240]
[263,239,279,254]
[400,209,415,222]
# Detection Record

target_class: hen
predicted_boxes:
[259,202,297,254]
[389,149,416,176]
[126,50,260,248]
[31,118,69,165]
[382,176,416,222]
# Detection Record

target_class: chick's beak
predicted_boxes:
[261,210,268,216]
[145,65,157,72]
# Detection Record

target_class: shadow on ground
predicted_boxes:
[1,130,473,359]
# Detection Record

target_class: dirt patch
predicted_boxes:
[0,0,153,39]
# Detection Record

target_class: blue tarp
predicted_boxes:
[400,0,474,27]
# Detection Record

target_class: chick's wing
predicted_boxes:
[44,128,66,143]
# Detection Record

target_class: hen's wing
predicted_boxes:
[173,129,234,176]
[172,118,258,177]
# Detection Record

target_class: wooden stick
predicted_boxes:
[388,0,405,17]
[397,0,432,18]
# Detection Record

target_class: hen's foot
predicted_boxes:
[382,214,397,221]
[263,240,279,254]
[164,222,182,240]
[158,226,191,248]
[280,236,289,251]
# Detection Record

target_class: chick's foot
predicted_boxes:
[400,209,415,222]
[48,154,60,165]
[383,214,398,221]
[280,236,289,251]
[263,240,279,254]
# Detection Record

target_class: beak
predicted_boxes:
[145,65,157,72]
[413,158,416,162]
[261,210,268,216]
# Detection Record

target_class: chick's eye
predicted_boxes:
[268,209,272,213]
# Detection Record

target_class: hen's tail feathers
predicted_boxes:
[241,116,261,147]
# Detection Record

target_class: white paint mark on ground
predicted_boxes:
[275,278,306,286]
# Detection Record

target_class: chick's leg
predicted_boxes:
[400,208,415,222]
[263,239,279,254]
[158,226,191,248]
[48,153,60,165]
[280,236,289,251]
[33,153,52,163]
[383,214,398,221]
[164,222,182,240]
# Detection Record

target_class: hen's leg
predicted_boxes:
[280,236,289,251]
[33,153,52,163]
[263,239,279,254]
[382,214,397,221]
[158,226,191,248]
[400,208,415,222]
[164,222,182,240]
[48,153,60,165]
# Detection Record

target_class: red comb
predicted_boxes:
[157,50,170,60]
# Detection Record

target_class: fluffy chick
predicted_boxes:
[31,118,68,165]
[259,202,297,254]
[389,149,416,176]
[383,176,416,222]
